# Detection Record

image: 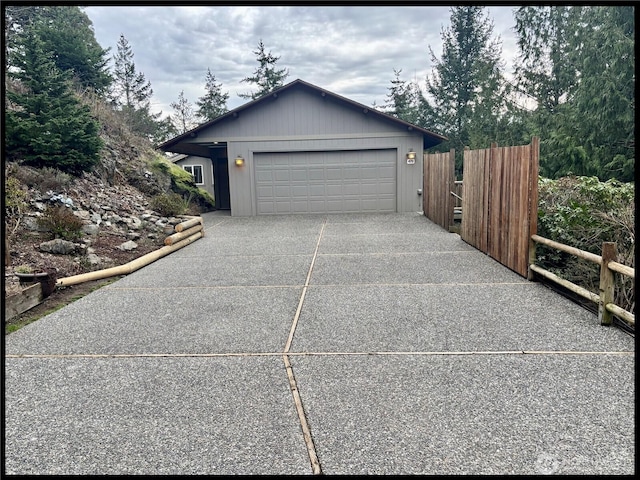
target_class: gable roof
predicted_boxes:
[157,78,447,154]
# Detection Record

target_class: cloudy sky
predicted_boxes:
[84,5,520,119]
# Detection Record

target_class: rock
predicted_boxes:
[39,239,76,255]
[129,216,143,229]
[86,253,101,266]
[74,210,91,220]
[22,216,47,232]
[90,212,102,225]
[117,240,138,251]
[82,224,100,235]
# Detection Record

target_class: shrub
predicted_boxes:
[10,164,72,193]
[37,205,84,241]
[150,192,188,217]
[150,155,215,212]
[38,167,73,193]
[537,175,634,314]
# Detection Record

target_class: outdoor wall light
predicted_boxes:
[235,155,245,167]
[406,150,416,164]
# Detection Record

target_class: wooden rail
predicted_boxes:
[530,234,635,327]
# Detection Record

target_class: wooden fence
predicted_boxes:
[460,138,540,277]
[423,149,455,231]
[529,236,635,327]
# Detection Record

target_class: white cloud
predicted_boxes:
[85,5,518,118]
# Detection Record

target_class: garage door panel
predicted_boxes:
[308,168,325,180]
[309,185,326,196]
[326,167,342,180]
[255,150,397,214]
[274,170,291,181]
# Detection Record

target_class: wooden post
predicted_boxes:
[527,137,540,281]
[528,241,537,281]
[599,242,617,325]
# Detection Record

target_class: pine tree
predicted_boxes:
[511,5,634,181]
[110,34,158,137]
[111,34,152,109]
[170,90,196,134]
[568,6,634,182]
[426,6,505,175]
[5,30,102,174]
[382,69,433,128]
[238,39,289,100]
[151,115,179,145]
[4,6,111,94]
[196,68,229,121]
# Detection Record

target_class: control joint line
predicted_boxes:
[283,219,326,354]
[281,219,327,475]
[6,350,634,359]
[283,354,322,475]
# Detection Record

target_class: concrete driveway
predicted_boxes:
[4,212,634,475]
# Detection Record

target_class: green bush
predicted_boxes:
[150,155,215,212]
[37,205,84,241]
[5,170,28,239]
[10,164,72,193]
[537,175,634,314]
[150,192,188,217]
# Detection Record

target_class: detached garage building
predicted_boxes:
[159,79,446,216]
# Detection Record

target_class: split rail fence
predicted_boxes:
[529,236,635,326]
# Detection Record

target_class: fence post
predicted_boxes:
[599,242,617,325]
[528,239,536,280]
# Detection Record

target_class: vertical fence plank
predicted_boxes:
[461,138,539,278]
[527,137,540,280]
[423,149,454,231]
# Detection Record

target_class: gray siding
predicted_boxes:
[179,86,425,216]
[194,89,397,142]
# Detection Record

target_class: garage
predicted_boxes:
[158,79,447,216]
[254,149,396,214]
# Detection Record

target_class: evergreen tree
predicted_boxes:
[512,6,580,179]
[170,90,196,134]
[196,68,229,121]
[4,6,111,94]
[238,39,289,100]
[383,69,426,126]
[5,30,102,175]
[151,115,179,145]
[111,34,152,109]
[562,6,634,181]
[513,6,577,113]
[110,34,157,137]
[511,5,634,181]
[426,6,505,175]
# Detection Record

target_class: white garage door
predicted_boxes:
[255,149,397,214]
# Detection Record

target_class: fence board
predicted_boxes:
[423,149,454,230]
[461,138,539,277]
[461,148,490,252]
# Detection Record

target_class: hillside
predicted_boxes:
[4,94,213,330]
